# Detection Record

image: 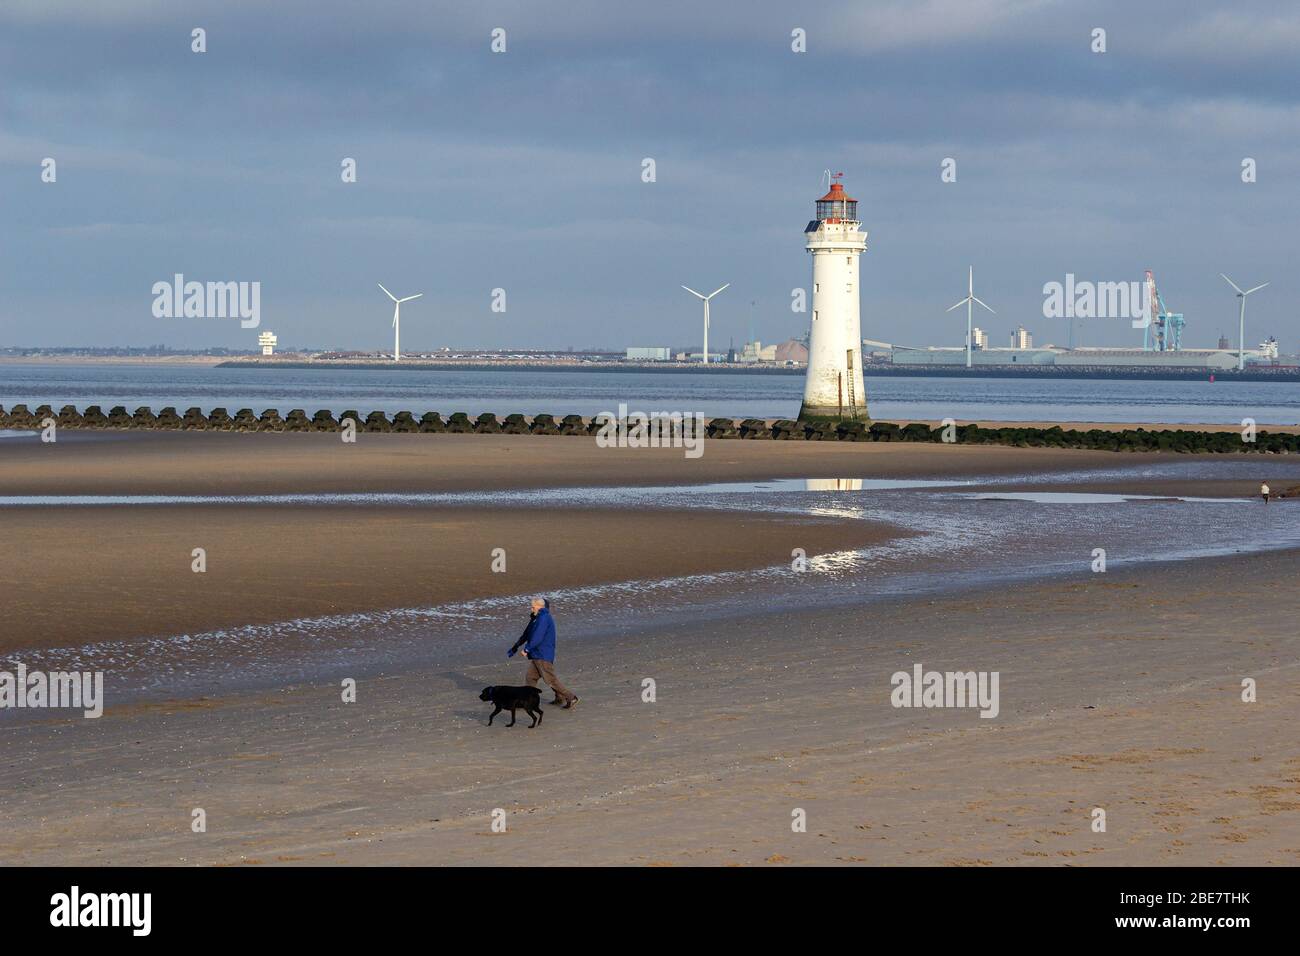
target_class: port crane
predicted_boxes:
[1143,269,1184,351]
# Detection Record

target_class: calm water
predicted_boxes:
[1,362,1297,424]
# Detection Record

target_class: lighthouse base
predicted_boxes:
[797,402,870,423]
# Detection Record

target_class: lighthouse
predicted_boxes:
[799,174,868,421]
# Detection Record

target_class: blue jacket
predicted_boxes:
[518,608,557,662]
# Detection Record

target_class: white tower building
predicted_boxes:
[258,331,278,356]
[800,175,868,420]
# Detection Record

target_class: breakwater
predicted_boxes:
[2,404,1296,453]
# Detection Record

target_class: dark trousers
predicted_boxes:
[525,659,575,703]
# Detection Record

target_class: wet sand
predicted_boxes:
[0,505,898,654]
[3,429,1287,498]
[1,548,1295,866]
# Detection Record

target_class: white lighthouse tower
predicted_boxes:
[799,174,868,420]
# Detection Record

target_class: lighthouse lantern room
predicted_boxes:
[799,173,868,421]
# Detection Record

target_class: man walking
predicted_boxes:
[1261,481,1271,504]
[508,598,578,709]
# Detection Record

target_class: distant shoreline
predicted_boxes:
[213,359,1299,382]
[2,354,1296,382]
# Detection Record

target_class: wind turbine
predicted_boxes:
[377,283,423,362]
[946,266,995,368]
[681,283,729,364]
[1219,274,1268,371]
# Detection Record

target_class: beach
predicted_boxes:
[1,431,1297,865]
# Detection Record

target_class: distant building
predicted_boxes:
[1259,337,1279,360]
[893,347,1055,366]
[1218,335,1231,350]
[738,340,778,363]
[1010,327,1032,349]
[625,346,671,361]
[970,327,989,350]
[258,331,278,356]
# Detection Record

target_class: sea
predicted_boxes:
[0,362,1298,424]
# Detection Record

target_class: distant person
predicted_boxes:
[508,597,578,709]
[1261,481,1271,504]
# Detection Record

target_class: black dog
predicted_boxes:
[479,686,544,728]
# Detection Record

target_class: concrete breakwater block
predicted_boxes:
[81,405,110,428]
[59,405,85,427]
[558,414,587,436]
[2,405,33,428]
[770,419,801,440]
[153,407,182,429]
[836,420,869,441]
[530,414,560,435]
[390,410,419,433]
[442,412,472,433]
[207,407,233,430]
[738,418,771,439]
[284,408,312,431]
[474,412,502,434]
[418,412,445,433]
[132,406,158,427]
[362,411,391,433]
[801,420,837,441]
[257,409,285,431]
[501,413,530,434]
[706,418,738,438]
[311,409,339,431]
[182,407,209,429]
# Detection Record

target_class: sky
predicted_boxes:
[1,0,1298,354]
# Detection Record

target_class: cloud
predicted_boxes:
[1,0,1297,351]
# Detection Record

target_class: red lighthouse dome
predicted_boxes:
[815,175,857,224]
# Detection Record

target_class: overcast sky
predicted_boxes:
[1,0,1297,353]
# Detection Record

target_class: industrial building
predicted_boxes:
[625,346,672,361]
[889,345,1268,369]
[737,340,778,363]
